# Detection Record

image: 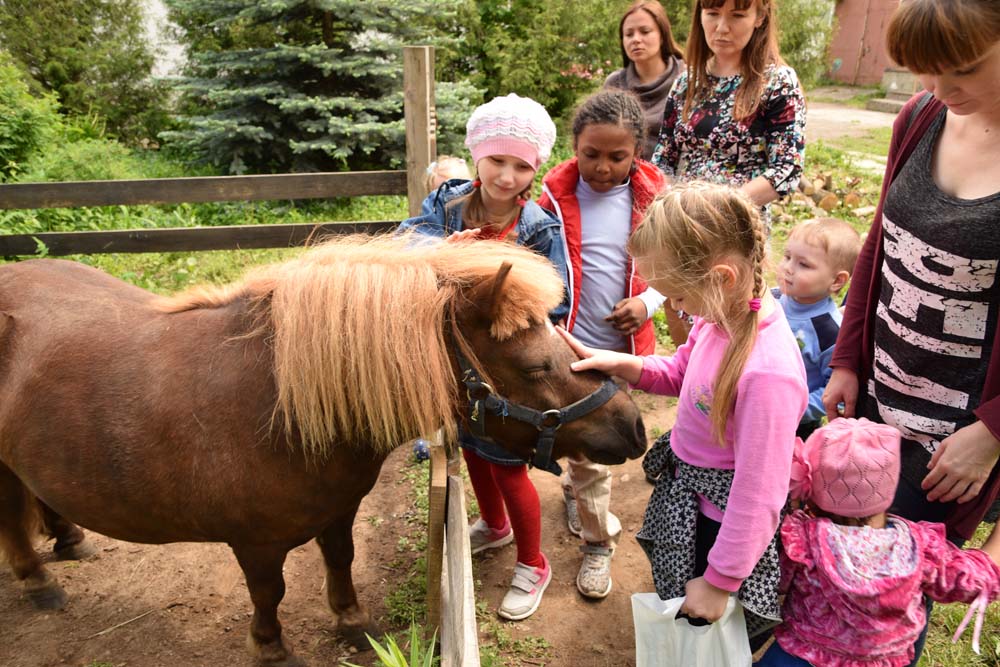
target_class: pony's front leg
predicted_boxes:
[231,543,304,667]
[316,508,377,648]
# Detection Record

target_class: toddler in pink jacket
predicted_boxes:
[758,418,1000,667]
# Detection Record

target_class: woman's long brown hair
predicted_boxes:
[683,0,783,122]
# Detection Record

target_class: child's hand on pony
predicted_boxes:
[445,228,482,243]
[681,576,730,622]
[556,326,643,384]
[605,297,647,335]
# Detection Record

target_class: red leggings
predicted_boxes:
[462,449,543,568]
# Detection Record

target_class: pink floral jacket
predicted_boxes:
[774,510,1000,667]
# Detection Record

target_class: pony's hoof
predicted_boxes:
[25,582,68,610]
[259,655,305,667]
[55,539,97,561]
[248,635,305,667]
[338,621,378,650]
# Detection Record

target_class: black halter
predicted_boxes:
[455,348,620,476]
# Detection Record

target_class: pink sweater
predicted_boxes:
[776,511,1000,667]
[633,309,807,591]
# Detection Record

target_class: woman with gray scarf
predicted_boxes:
[604,1,684,161]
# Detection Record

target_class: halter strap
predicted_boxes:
[456,349,619,476]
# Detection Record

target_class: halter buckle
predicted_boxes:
[466,382,494,402]
[538,409,563,431]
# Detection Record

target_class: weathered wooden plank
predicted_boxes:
[426,440,448,639]
[0,171,407,210]
[440,474,479,667]
[403,46,436,218]
[0,221,399,256]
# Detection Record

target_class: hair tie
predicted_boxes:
[472,179,482,188]
[517,197,527,208]
[748,297,762,312]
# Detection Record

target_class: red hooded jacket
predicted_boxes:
[538,158,666,356]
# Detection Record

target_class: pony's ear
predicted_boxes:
[467,261,512,324]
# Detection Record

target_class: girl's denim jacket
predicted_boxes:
[397,179,570,323]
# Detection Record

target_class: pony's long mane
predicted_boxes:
[156,234,564,459]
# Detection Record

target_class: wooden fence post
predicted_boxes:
[426,438,447,636]
[403,46,436,218]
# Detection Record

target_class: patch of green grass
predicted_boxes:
[808,86,884,109]
[475,602,553,666]
[383,460,433,626]
[920,522,1000,666]
[384,556,429,626]
[824,126,893,158]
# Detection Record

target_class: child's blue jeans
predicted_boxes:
[755,640,812,666]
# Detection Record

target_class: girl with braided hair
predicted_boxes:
[559,182,806,647]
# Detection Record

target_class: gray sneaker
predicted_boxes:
[563,486,583,538]
[576,543,613,599]
[468,518,513,555]
[498,556,551,621]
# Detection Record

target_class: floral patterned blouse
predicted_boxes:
[651,64,806,200]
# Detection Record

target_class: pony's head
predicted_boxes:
[446,252,647,466]
[158,234,646,465]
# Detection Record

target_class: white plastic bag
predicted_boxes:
[632,593,752,667]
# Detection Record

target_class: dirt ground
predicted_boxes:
[0,392,675,667]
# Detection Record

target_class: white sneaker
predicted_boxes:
[576,543,613,599]
[498,556,551,621]
[468,518,513,555]
[563,485,583,538]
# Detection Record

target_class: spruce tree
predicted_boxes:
[0,0,167,142]
[162,0,480,174]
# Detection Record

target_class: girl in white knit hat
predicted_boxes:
[398,93,566,621]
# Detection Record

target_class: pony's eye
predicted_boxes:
[523,363,553,377]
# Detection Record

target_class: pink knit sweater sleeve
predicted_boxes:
[704,367,805,591]
[918,522,1000,604]
[632,319,701,396]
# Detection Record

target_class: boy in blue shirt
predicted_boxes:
[776,218,862,439]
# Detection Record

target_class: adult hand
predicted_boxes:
[555,326,644,385]
[923,421,1000,504]
[680,576,730,623]
[822,367,859,418]
[445,228,481,243]
[605,297,647,335]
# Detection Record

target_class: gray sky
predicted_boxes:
[142,0,185,77]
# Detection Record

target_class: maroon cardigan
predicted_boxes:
[831,93,1000,540]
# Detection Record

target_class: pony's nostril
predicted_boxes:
[633,415,646,452]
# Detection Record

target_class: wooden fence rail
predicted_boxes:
[0,221,400,256]
[0,171,407,210]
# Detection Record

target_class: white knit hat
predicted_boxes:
[464,94,557,170]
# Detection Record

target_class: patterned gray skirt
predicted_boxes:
[637,433,782,639]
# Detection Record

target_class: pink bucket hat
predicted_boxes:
[464,94,556,171]
[789,417,901,518]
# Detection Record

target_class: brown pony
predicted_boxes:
[0,235,645,666]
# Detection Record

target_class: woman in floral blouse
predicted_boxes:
[651,0,805,218]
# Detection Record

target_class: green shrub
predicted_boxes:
[0,52,60,180]
[777,0,837,87]
[17,138,155,183]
